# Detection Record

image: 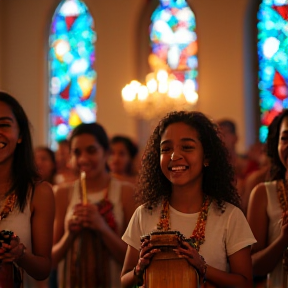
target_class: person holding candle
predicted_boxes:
[121,111,255,288]
[52,122,136,288]
[0,91,55,287]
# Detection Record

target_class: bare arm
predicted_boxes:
[247,183,288,275]
[16,182,55,280]
[121,245,142,288]
[247,183,288,276]
[204,247,253,288]
[101,183,136,263]
[51,183,78,267]
[121,242,160,288]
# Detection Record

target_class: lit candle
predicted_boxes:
[81,171,87,205]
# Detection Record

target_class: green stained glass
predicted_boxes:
[49,0,97,150]
[257,0,288,142]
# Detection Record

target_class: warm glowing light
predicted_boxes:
[138,85,149,101]
[146,79,158,93]
[122,69,198,120]
[157,70,168,82]
[184,91,198,104]
[121,85,136,101]
[158,81,168,93]
[168,80,183,98]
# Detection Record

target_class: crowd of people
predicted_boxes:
[0,90,288,288]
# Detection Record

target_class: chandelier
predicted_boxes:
[121,69,198,120]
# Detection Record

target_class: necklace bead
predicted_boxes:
[157,195,211,251]
[0,193,17,221]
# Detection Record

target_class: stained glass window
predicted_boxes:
[257,0,288,142]
[49,0,97,150]
[149,0,198,93]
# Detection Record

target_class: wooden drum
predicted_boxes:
[0,263,14,288]
[283,247,288,288]
[0,230,20,288]
[143,231,199,288]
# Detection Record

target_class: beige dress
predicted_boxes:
[58,177,126,288]
[0,193,38,288]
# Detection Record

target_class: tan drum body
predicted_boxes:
[143,231,199,288]
[145,249,199,288]
[0,263,14,288]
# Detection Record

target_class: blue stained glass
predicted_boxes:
[257,0,288,142]
[150,0,198,85]
[49,0,96,150]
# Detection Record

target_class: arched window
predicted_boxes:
[48,0,97,149]
[149,0,198,91]
[257,0,288,142]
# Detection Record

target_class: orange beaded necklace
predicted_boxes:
[0,193,17,221]
[277,180,288,224]
[157,194,211,251]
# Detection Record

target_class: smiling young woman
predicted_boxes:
[121,111,255,288]
[247,109,288,288]
[0,91,55,288]
[52,122,136,288]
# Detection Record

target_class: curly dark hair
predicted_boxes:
[267,109,288,181]
[136,111,240,211]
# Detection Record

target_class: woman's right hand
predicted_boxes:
[135,239,160,276]
[68,204,84,235]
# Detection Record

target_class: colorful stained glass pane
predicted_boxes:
[49,0,97,150]
[149,0,198,90]
[257,0,288,142]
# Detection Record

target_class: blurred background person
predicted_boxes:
[217,119,263,207]
[54,140,77,185]
[108,135,139,184]
[34,146,58,288]
[34,146,57,186]
[52,123,136,288]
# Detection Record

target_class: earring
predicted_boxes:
[204,162,209,167]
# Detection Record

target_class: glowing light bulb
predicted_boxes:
[130,80,141,89]
[157,70,168,82]
[121,85,136,102]
[146,78,157,93]
[158,82,168,94]
[184,90,198,104]
[168,80,183,98]
[138,85,149,101]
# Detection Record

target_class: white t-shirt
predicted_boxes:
[122,201,256,272]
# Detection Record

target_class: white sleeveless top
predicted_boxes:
[265,181,283,288]
[58,177,126,288]
[0,194,33,287]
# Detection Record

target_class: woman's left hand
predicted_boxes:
[174,241,207,276]
[0,235,26,263]
[77,203,107,232]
